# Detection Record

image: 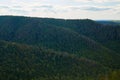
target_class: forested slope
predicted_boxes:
[0,16,120,80]
[0,40,109,80]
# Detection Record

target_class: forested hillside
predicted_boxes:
[0,40,109,80]
[0,16,120,80]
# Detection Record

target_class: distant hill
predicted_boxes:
[0,16,120,80]
[0,16,120,68]
[96,20,120,25]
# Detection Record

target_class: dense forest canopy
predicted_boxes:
[0,16,120,80]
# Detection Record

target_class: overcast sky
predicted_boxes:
[0,0,120,20]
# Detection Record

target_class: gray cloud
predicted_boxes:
[43,9,57,14]
[40,5,53,9]
[0,6,9,9]
[70,7,81,10]
[70,6,112,11]
[12,6,23,8]
[72,0,120,3]
[9,9,29,14]
[33,5,53,9]
[84,7,111,11]
[32,5,57,14]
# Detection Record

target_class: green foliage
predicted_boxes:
[0,16,120,80]
[0,16,120,68]
[0,41,108,80]
[99,70,120,80]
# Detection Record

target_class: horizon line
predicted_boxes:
[0,15,119,21]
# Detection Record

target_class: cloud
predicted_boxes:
[33,5,53,9]
[32,5,69,14]
[72,0,120,3]
[70,6,112,11]
[83,7,111,11]
[39,5,53,9]
[0,0,120,19]
[0,6,9,9]
[12,6,22,8]
[32,5,57,14]
[9,9,29,15]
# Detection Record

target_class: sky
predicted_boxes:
[0,0,120,20]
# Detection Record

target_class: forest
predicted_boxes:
[0,16,120,80]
